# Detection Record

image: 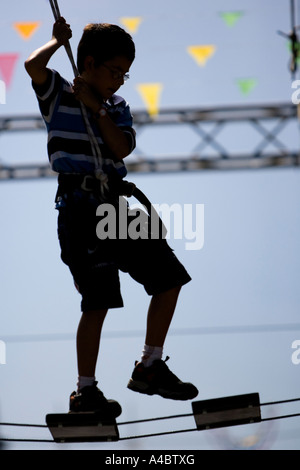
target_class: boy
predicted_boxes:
[25,18,198,417]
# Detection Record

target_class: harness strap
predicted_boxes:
[56,174,167,238]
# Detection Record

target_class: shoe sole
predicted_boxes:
[69,400,122,418]
[127,379,198,401]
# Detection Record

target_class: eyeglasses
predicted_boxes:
[101,63,130,82]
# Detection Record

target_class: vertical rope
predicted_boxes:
[49,0,109,195]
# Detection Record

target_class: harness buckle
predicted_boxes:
[80,175,95,192]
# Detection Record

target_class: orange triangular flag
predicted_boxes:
[136,83,163,117]
[0,53,19,88]
[13,21,41,40]
[187,45,216,66]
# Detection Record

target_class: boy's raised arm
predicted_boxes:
[24,17,72,85]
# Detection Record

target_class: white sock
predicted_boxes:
[141,344,163,367]
[77,376,95,392]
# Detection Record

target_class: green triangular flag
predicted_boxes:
[219,11,243,27]
[236,78,257,95]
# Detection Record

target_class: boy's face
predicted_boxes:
[84,55,132,101]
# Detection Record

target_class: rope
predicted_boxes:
[261,397,300,407]
[119,428,198,442]
[0,422,46,428]
[117,412,192,427]
[49,0,78,76]
[0,438,53,443]
[261,413,300,423]
[1,396,299,443]
[1,397,299,430]
[1,413,300,443]
[48,0,109,197]
[112,397,300,431]
[120,414,300,441]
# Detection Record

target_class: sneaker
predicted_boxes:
[69,381,122,418]
[127,356,199,401]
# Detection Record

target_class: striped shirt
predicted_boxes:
[32,69,135,178]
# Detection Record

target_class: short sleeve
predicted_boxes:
[32,69,62,125]
[107,96,136,152]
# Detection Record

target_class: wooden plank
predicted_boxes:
[192,393,261,430]
[46,412,119,443]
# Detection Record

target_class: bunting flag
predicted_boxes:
[120,17,143,34]
[236,78,257,96]
[136,83,163,117]
[187,45,216,66]
[13,21,41,40]
[0,53,19,88]
[219,11,243,27]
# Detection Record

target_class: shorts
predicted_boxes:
[56,187,191,311]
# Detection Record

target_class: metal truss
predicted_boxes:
[0,102,299,181]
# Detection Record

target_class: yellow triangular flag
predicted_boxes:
[120,17,143,34]
[136,83,163,117]
[13,21,41,40]
[187,45,216,66]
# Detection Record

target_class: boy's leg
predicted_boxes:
[76,308,108,378]
[70,307,122,416]
[128,285,199,400]
[145,285,181,349]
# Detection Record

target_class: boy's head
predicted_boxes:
[77,23,135,100]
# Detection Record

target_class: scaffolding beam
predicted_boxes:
[0,102,298,181]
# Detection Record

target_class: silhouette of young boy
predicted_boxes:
[25,17,198,417]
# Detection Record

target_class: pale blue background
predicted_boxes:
[0,0,299,450]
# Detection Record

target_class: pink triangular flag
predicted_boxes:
[0,53,19,88]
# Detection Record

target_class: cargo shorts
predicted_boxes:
[56,187,191,311]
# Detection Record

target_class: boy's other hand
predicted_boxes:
[73,76,101,112]
[52,17,72,46]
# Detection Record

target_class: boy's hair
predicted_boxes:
[77,23,135,74]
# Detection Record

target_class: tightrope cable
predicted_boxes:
[0,422,47,428]
[117,412,192,427]
[260,398,300,407]
[1,412,300,443]
[1,397,299,443]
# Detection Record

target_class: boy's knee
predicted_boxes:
[81,309,108,321]
[170,284,182,293]
[154,285,182,298]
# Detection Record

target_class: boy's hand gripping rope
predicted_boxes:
[49,0,109,196]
